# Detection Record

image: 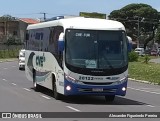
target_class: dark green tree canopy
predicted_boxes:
[109,3,160,48]
[109,3,159,19]
[155,27,160,43]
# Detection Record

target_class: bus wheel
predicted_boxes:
[33,69,40,91]
[105,95,115,102]
[52,76,61,100]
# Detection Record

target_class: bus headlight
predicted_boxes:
[65,74,78,83]
[66,85,71,91]
[113,76,128,85]
[122,87,126,91]
[119,76,128,83]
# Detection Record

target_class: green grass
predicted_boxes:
[0,49,19,59]
[0,58,17,62]
[129,57,160,85]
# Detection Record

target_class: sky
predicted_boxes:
[0,0,160,19]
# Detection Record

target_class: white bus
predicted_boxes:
[25,17,128,102]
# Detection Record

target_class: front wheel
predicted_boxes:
[52,76,61,100]
[105,95,115,102]
[53,83,60,100]
[33,69,40,91]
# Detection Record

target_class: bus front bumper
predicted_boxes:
[64,79,128,96]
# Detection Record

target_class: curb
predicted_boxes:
[128,78,159,85]
[0,59,17,63]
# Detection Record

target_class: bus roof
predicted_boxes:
[27,17,125,31]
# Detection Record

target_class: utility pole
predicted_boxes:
[40,12,47,21]
[137,17,140,48]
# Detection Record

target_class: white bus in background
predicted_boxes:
[25,17,128,102]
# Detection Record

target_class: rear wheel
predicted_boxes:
[105,95,115,102]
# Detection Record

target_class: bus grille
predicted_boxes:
[82,82,113,85]
[78,88,117,93]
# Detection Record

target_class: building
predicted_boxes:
[0,17,39,44]
[18,18,40,44]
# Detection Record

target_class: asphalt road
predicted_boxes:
[0,61,160,121]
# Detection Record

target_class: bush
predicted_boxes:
[128,51,139,62]
[144,55,150,64]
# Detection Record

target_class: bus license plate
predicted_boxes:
[92,88,103,92]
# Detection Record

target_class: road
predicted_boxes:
[0,61,160,121]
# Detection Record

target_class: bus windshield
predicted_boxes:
[65,29,128,70]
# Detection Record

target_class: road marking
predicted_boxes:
[23,88,31,91]
[66,106,81,112]
[140,88,154,89]
[11,83,17,86]
[140,88,160,92]
[41,95,51,100]
[146,105,155,108]
[2,79,7,81]
[128,87,160,95]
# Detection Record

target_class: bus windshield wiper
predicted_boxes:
[103,55,114,69]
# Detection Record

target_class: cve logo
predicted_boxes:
[36,54,46,67]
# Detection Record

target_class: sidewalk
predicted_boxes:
[149,58,160,63]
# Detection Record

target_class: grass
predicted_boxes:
[0,49,19,59]
[0,49,19,62]
[0,58,17,62]
[129,56,160,85]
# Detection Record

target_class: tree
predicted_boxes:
[0,15,18,44]
[0,14,16,21]
[109,3,160,49]
[155,26,160,43]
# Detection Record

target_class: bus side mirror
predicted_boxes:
[58,33,64,52]
[127,36,132,52]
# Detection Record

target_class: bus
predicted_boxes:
[25,17,128,102]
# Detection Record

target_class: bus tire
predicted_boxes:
[33,69,40,91]
[52,75,61,100]
[105,95,115,102]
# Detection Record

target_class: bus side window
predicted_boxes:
[26,33,29,40]
[48,29,58,54]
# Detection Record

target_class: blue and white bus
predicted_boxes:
[25,17,128,101]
